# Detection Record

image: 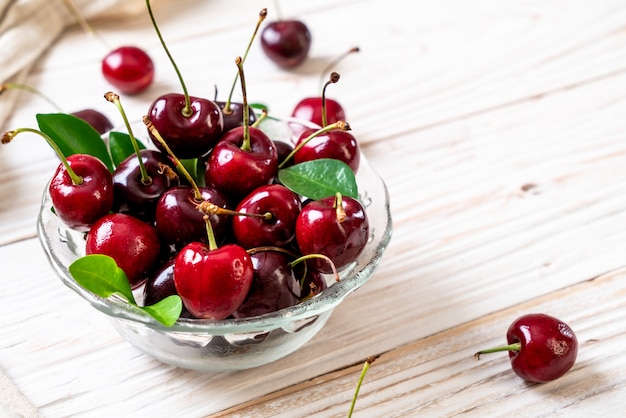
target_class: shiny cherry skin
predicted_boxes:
[290,97,345,137]
[70,109,114,134]
[154,186,230,249]
[49,154,114,232]
[86,213,161,288]
[232,184,302,248]
[142,257,195,318]
[174,242,254,320]
[232,250,300,318]
[260,20,311,69]
[295,194,369,273]
[102,46,155,95]
[148,93,224,159]
[297,267,327,300]
[112,149,179,222]
[506,313,578,382]
[205,126,278,200]
[294,128,360,173]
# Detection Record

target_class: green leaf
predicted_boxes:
[180,158,205,187]
[278,158,358,200]
[37,113,114,171]
[68,254,135,303]
[141,296,183,327]
[68,254,183,327]
[109,131,146,168]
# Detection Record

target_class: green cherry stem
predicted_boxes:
[290,253,340,282]
[143,115,202,200]
[203,215,218,251]
[105,92,151,185]
[348,356,377,418]
[0,83,63,112]
[278,120,351,169]
[223,9,267,116]
[234,56,253,152]
[62,0,111,49]
[2,128,82,185]
[473,342,522,361]
[146,0,192,117]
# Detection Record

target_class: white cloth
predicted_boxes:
[0,0,147,131]
[0,1,148,414]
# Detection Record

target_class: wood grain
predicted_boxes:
[1,0,626,416]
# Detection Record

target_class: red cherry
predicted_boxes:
[260,19,311,69]
[174,242,254,320]
[232,250,300,318]
[49,154,114,231]
[86,213,161,288]
[291,97,345,129]
[232,184,302,248]
[295,193,369,273]
[102,46,154,95]
[474,313,578,383]
[293,127,361,173]
[70,109,114,135]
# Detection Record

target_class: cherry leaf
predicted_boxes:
[68,254,135,304]
[180,158,205,187]
[68,254,183,327]
[109,131,146,168]
[36,113,114,171]
[142,296,183,327]
[278,158,358,200]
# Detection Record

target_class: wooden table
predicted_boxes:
[2,0,626,416]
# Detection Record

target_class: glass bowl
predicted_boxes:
[36,118,393,372]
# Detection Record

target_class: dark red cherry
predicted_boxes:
[297,266,327,300]
[233,184,302,248]
[293,127,360,173]
[147,93,224,159]
[174,242,254,320]
[112,149,179,222]
[70,109,114,135]
[154,186,231,249]
[49,154,114,232]
[475,313,578,383]
[295,193,369,273]
[86,213,161,288]
[215,101,257,133]
[102,46,154,95]
[232,250,300,318]
[143,257,177,306]
[205,126,278,200]
[260,19,311,69]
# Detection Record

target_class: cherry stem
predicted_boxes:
[290,254,340,282]
[143,115,202,200]
[235,56,252,152]
[105,92,151,185]
[223,9,267,115]
[278,120,351,169]
[1,128,82,185]
[251,108,268,128]
[146,0,192,117]
[318,47,359,92]
[0,83,64,112]
[62,0,111,49]
[196,200,272,221]
[203,215,218,251]
[246,246,298,257]
[333,192,347,223]
[348,356,377,418]
[473,342,521,361]
[321,72,341,128]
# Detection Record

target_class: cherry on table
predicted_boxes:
[474,313,578,383]
[102,46,155,95]
[261,17,311,69]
